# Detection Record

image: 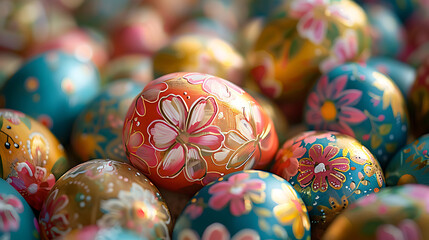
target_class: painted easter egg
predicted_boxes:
[173,170,311,240]
[363,3,406,58]
[153,34,245,86]
[0,109,69,210]
[304,63,409,168]
[63,225,141,240]
[0,50,101,143]
[366,57,416,97]
[71,79,145,163]
[271,131,385,237]
[408,58,429,138]
[122,72,279,195]
[385,134,429,186]
[110,7,169,57]
[248,0,371,103]
[39,159,172,240]
[323,184,429,240]
[101,54,153,86]
[0,178,39,240]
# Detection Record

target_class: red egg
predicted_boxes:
[122,72,278,194]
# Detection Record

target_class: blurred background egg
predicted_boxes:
[173,170,311,240]
[122,72,278,195]
[153,34,245,86]
[101,54,153,86]
[0,109,69,210]
[0,50,101,143]
[248,0,371,123]
[39,159,172,240]
[323,184,429,240]
[408,58,429,138]
[365,57,416,97]
[363,3,406,58]
[63,225,141,240]
[386,134,429,186]
[71,79,145,163]
[304,63,409,168]
[271,131,385,237]
[26,28,110,69]
[0,52,22,88]
[0,178,39,239]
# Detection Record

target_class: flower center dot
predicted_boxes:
[314,163,326,173]
[321,101,337,121]
[230,184,244,195]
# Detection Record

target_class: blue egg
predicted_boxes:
[173,170,311,240]
[386,134,429,186]
[0,51,101,143]
[304,63,409,168]
[0,178,39,239]
[366,57,416,97]
[71,79,144,162]
[364,3,406,58]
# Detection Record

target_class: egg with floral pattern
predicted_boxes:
[304,63,409,168]
[173,170,311,240]
[0,109,69,211]
[248,0,370,104]
[153,35,245,86]
[323,184,429,240]
[385,134,429,186]
[39,159,172,240]
[0,50,101,143]
[271,131,385,237]
[122,72,278,195]
[0,178,39,240]
[71,79,144,163]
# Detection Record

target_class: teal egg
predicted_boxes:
[364,3,406,58]
[0,178,39,239]
[71,79,144,162]
[366,57,416,97]
[0,51,101,143]
[173,170,311,240]
[386,134,429,186]
[304,63,409,168]
[271,131,385,236]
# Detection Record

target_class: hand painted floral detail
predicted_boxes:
[85,160,117,179]
[290,0,329,44]
[306,74,366,138]
[123,119,158,175]
[183,73,244,102]
[208,173,266,216]
[249,52,282,98]
[272,183,310,239]
[0,194,24,232]
[183,200,204,219]
[39,189,70,239]
[275,140,306,180]
[213,104,272,170]
[148,95,224,181]
[320,30,359,73]
[295,131,336,145]
[98,183,170,239]
[177,223,260,240]
[7,161,55,210]
[372,71,405,118]
[376,219,421,240]
[0,110,25,125]
[135,82,168,117]
[297,144,350,192]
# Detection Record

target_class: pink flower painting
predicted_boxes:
[0,194,23,232]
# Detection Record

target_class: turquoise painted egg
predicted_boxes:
[0,178,39,239]
[385,134,429,186]
[173,170,311,240]
[323,184,429,240]
[304,63,409,168]
[364,3,406,58]
[71,79,144,162]
[0,50,101,143]
[271,131,385,236]
[366,57,416,97]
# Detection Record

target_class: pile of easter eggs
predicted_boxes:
[1,0,429,239]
